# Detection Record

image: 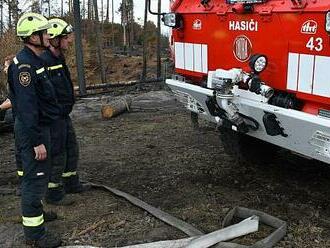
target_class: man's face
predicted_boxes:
[60,33,74,50]
[42,31,51,47]
[49,37,60,48]
[30,30,50,48]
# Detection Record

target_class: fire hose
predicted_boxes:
[60,182,286,248]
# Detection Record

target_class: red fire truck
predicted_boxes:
[159,0,330,165]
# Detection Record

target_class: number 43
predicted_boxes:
[306,37,323,52]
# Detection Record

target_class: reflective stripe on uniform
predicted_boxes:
[62,171,77,178]
[48,182,60,189]
[36,67,45,74]
[13,57,19,65]
[48,64,63,71]
[22,214,44,227]
[17,170,23,176]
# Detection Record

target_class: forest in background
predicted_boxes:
[0,0,169,98]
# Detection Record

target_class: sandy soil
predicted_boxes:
[0,83,330,247]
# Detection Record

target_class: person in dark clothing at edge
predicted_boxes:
[0,55,23,196]
[8,13,62,247]
[41,18,90,205]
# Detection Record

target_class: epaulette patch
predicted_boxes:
[18,64,31,69]
[19,72,31,87]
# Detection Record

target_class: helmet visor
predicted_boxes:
[62,24,74,35]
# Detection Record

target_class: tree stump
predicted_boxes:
[101,96,132,119]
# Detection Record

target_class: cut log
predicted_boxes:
[101,96,132,119]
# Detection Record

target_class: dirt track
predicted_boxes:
[1,84,330,247]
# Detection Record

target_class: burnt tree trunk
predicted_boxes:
[73,0,87,95]
[0,0,3,36]
[157,0,161,78]
[93,0,106,84]
[8,0,12,30]
[106,0,109,22]
[101,0,104,23]
[128,0,134,53]
[112,0,114,46]
[141,0,148,80]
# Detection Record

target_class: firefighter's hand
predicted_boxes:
[34,144,47,161]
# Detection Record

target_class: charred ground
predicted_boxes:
[0,82,330,247]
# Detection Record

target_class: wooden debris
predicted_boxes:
[77,219,106,236]
[113,220,126,229]
[101,96,132,119]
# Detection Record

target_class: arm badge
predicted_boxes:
[19,72,31,87]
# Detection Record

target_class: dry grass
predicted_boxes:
[0,31,21,98]
[0,32,95,98]
[0,31,158,98]
[64,36,95,86]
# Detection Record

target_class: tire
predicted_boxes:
[219,127,279,166]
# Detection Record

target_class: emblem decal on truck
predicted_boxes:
[301,20,318,34]
[233,35,252,62]
[229,19,258,32]
[192,19,202,30]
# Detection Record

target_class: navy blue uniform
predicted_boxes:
[40,49,81,202]
[8,46,60,241]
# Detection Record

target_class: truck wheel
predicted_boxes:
[219,127,279,166]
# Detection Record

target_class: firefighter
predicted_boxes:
[8,12,62,247]
[42,18,90,201]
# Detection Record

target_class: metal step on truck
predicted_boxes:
[157,0,330,165]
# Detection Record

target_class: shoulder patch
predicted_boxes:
[18,64,31,69]
[19,71,31,87]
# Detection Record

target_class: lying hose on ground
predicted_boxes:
[0,181,286,247]
[60,182,286,248]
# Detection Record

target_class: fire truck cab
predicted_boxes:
[161,0,330,165]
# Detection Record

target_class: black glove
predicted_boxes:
[0,107,6,121]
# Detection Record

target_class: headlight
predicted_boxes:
[326,12,330,32]
[249,54,268,73]
[162,13,182,29]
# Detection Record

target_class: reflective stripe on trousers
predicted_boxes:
[62,171,77,178]
[22,214,44,227]
[48,182,60,189]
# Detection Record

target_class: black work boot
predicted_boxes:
[26,232,62,248]
[65,183,91,194]
[43,211,57,222]
[46,196,75,206]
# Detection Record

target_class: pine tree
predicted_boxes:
[31,0,41,13]
[0,0,3,36]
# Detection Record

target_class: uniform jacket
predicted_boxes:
[40,49,75,116]
[8,46,60,147]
